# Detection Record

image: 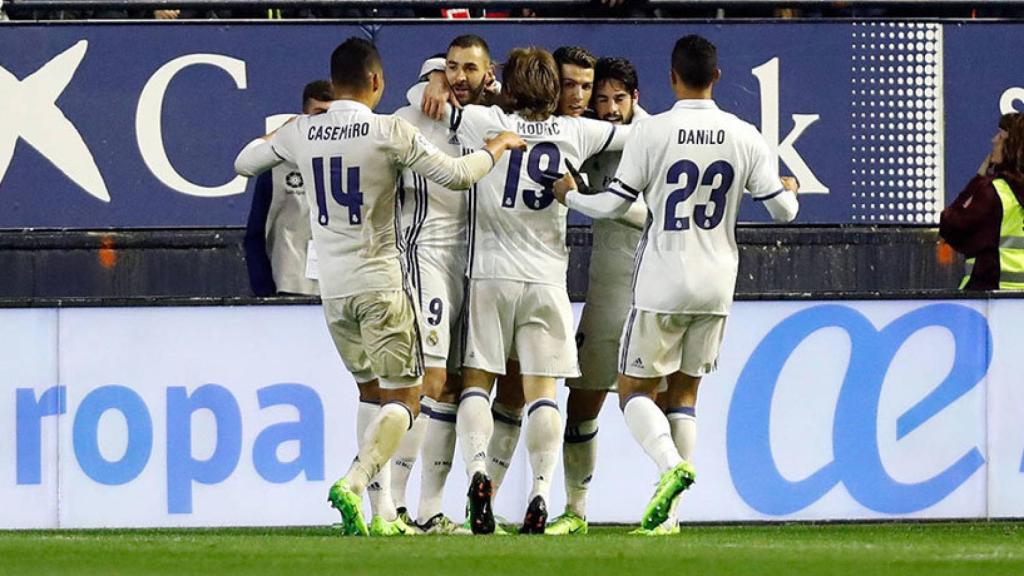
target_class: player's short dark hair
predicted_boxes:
[671,34,717,89]
[594,57,638,94]
[330,37,382,93]
[553,46,596,71]
[449,34,491,60]
[302,80,333,108]
[501,47,559,121]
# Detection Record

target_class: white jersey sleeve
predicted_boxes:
[383,115,493,191]
[574,117,618,160]
[566,189,632,219]
[606,122,650,203]
[744,125,798,222]
[745,127,784,199]
[235,139,280,177]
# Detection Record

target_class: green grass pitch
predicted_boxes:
[1,523,1022,575]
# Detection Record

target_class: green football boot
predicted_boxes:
[327,478,369,536]
[545,510,588,535]
[369,515,416,536]
[641,461,696,530]
[418,513,472,535]
[396,507,414,527]
[628,523,681,536]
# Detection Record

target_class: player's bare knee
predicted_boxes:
[667,372,701,408]
[495,370,526,409]
[357,380,381,404]
[380,385,421,417]
[617,374,659,410]
[462,367,496,394]
[422,367,447,400]
[567,388,607,424]
[521,375,556,404]
[438,371,463,403]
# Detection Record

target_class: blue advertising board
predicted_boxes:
[943,23,1024,204]
[0,20,977,228]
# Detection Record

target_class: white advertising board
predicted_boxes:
[0,309,60,529]
[0,298,1014,527]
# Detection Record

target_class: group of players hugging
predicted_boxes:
[235,32,799,536]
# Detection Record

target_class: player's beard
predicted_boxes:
[454,80,487,107]
[600,107,632,125]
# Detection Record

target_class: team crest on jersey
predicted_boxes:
[285,171,303,189]
[426,330,439,346]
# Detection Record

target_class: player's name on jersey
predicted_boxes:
[677,128,727,145]
[306,123,371,141]
[516,119,561,137]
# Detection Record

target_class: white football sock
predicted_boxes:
[663,406,697,529]
[456,388,493,478]
[623,395,682,474]
[367,455,396,521]
[563,418,599,518]
[487,401,523,495]
[350,401,378,500]
[667,407,697,461]
[390,405,429,512]
[525,399,561,504]
[344,402,412,503]
[355,401,378,446]
[416,399,458,523]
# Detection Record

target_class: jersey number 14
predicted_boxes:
[312,156,363,226]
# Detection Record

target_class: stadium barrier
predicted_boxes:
[0,227,962,298]
[2,295,1021,528]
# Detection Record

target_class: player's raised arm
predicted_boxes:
[406,71,459,124]
[233,121,297,177]
[389,115,523,190]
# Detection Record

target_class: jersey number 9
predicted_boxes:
[663,159,734,231]
[312,156,364,226]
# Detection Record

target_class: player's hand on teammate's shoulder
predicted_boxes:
[485,131,528,151]
[781,176,800,194]
[481,132,528,165]
[423,71,455,121]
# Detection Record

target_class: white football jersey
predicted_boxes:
[264,100,493,299]
[266,162,318,295]
[580,107,650,306]
[610,100,783,315]
[453,105,616,286]
[394,105,468,250]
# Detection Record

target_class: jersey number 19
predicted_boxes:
[501,143,561,211]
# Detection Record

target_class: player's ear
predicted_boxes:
[670,68,678,88]
[712,68,722,84]
[371,71,382,93]
[633,90,640,103]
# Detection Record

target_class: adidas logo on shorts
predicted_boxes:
[631,357,645,369]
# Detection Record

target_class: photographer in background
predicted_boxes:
[941,112,1024,290]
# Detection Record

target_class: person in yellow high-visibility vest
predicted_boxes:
[941,113,1024,290]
